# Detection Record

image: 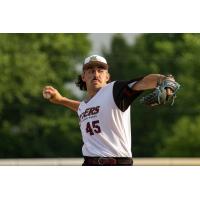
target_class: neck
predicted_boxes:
[86,88,100,101]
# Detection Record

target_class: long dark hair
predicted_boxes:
[75,75,87,91]
[75,75,111,91]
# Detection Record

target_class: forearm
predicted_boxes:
[43,86,80,112]
[54,97,80,112]
[132,74,166,91]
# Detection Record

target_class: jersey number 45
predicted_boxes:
[86,120,101,135]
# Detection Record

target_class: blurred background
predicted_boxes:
[0,33,200,164]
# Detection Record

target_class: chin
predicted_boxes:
[92,84,102,89]
[93,84,101,89]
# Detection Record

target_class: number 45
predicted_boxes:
[86,120,101,135]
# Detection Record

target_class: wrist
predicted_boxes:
[49,94,64,104]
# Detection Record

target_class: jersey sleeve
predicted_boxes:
[113,77,144,112]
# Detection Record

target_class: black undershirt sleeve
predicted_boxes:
[113,77,144,112]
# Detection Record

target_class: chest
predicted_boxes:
[78,83,115,122]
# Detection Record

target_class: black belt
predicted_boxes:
[83,156,133,166]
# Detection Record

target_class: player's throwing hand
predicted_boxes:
[42,86,63,104]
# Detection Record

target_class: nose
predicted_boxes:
[93,69,99,77]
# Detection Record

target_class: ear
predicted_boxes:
[81,72,86,82]
[106,72,110,82]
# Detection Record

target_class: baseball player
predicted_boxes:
[43,55,179,166]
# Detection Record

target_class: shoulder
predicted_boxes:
[112,78,144,112]
[114,77,145,88]
[100,81,115,91]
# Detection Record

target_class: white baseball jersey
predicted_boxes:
[77,79,143,157]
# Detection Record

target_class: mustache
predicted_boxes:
[92,77,100,81]
[91,77,101,83]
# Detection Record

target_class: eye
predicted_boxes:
[87,69,92,73]
[98,69,104,73]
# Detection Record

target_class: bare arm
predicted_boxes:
[132,74,175,95]
[132,74,169,90]
[55,96,80,112]
[43,86,80,112]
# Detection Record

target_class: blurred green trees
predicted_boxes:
[158,116,200,156]
[0,34,90,158]
[104,33,200,157]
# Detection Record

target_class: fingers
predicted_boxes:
[43,86,55,92]
[43,86,57,99]
[44,89,54,94]
[166,88,173,96]
[44,86,54,90]
[165,88,174,101]
[42,86,63,103]
[43,86,56,93]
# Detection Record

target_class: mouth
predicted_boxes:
[92,79,100,83]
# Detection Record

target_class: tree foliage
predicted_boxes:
[104,33,200,157]
[158,116,200,157]
[0,33,90,158]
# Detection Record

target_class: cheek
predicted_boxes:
[104,74,109,81]
[83,73,92,81]
[101,75,109,83]
[82,74,89,82]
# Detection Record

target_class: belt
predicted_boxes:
[83,156,133,166]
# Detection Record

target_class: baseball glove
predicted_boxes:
[140,75,180,106]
